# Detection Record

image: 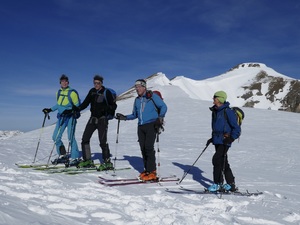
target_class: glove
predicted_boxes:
[115,113,126,120]
[42,108,52,114]
[62,109,72,115]
[223,136,234,145]
[72,105,80,112]
[206,138,212,146]
[155,117,164,127]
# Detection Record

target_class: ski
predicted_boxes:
[98,175,179,186]
[165,187,263,197]
[15,163,53,168]
[47,166,131,174]
[33,163,101,171]
[98,174,177,183]
[65,167,131,175]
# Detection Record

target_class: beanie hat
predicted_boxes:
[94,75,103,83]
[214,91,227,103]
[135,79,146,87]
[60,74,69,82]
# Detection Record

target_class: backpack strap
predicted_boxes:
[146,90,160,114]
[224,107,241,141]
[103,88,109,105]
[150,98,159,114]
[57,88,79,106]
[68,89,76,106]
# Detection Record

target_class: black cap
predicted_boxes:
[94,75,103,83]
[60,74,69,82]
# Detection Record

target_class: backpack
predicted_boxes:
[57,88,81,118]
[103,88,117,120]
[232,107,244,126]
[146,90,163,114]
[225,107,245,128]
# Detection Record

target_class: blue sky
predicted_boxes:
[1,0,300,132]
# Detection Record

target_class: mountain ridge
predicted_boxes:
[118,62,300,113]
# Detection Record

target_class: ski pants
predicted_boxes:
[52,116,79,159]
[81,116,110,162]
[212,144,235,185]
[137,122,157,172]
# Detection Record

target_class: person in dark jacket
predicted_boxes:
[75,75,117,170]
[206,91,241,192]
[116,79,167,181]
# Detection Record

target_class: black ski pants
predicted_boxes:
[137,122,157,173]
[212,144,235,185]
[81,117,110,162]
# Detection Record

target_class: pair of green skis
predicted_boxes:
[15,163,131,175]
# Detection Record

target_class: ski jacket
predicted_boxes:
[210,102,241,146]
[79,86,116,118]
[51,87,80,114]
[126,92,167,125]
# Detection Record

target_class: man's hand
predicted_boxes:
[115,113,126,120]
[42,108,52,114]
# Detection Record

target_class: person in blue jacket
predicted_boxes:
[42,75,80,166]
[206,91,241,192]
[116,79,167,181]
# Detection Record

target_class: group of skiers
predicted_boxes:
[42,74,240,191]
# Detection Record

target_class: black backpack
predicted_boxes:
[103,88,117,120]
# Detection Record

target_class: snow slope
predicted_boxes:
[0,77,300,225]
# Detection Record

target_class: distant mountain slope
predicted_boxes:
[119,63,300,113]
[0,130,23,140]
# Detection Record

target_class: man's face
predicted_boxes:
[94,80,102,90]
[60,79,69,89]
[135,84,146,96]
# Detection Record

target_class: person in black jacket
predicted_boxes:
[75,75,117,169]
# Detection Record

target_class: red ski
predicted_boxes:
[98,175,179,186]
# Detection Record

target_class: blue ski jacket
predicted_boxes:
[210,102,241,146]
[126,92,167,125]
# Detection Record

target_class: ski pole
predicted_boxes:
[177,143,210,185]
[156,131,161,178]
[32,113,50,163]
[112,118,120,176]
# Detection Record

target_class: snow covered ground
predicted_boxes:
[1,80,300,225]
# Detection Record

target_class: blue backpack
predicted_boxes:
[103,88,117,120]
[57,88,81,118]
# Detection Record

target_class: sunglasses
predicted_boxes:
[94,82,101,85]
[213,95,220,99]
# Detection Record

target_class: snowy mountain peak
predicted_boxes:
[145,72,171,87]
[118,63,300,113]
[118,72,171,100]
[226,62,292,80]
[228,62,267,72]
